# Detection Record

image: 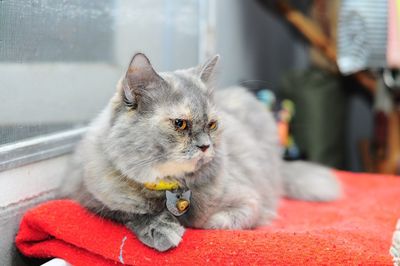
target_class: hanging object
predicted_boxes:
[337,0,388,74]
[371,77,400,174]
[259,0,377,93]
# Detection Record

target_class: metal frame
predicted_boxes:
[0,127,87,172]
[198,0,217,62]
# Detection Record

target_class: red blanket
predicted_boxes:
[16,171,400,265]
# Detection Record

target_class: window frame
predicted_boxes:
[0,128,86,171]
[0,0,216,173]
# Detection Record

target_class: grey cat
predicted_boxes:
[62,53,340,252]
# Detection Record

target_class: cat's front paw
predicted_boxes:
[131,212,185,252]
[146,223,184,252]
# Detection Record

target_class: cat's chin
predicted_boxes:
[152,153,214,178]
[154,158,200,178]
[194,156,213,170]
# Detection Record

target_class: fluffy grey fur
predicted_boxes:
[62,53,341,252]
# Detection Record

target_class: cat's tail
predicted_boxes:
[281,161,341,202]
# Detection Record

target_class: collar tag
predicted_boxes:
[166,190,191,216]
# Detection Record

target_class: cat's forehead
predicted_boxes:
[159,98,218,121]
[157,72,217,120]
[160,71,208,94]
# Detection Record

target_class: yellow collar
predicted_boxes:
[144,179,180,191]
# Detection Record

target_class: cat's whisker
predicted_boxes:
[125,155,167,168]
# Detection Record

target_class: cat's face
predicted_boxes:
[107,53,221,182]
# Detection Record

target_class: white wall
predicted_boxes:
[0,156,69,265]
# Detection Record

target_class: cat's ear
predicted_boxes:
[122,53,163,108]
[198,55,220,83]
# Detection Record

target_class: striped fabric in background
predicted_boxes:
[337,0,388,74]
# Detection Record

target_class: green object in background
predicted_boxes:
[280,68,346,169]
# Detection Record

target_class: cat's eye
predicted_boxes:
[208,121,218,131]
[174,119,188,131]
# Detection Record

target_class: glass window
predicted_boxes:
[0,0,203,146]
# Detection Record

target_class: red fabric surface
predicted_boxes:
[16,171,400,265]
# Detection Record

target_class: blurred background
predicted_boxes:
[1,0,400,264]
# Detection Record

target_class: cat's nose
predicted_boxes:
[197,144,210,152]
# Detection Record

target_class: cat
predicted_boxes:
[62,53,341,252]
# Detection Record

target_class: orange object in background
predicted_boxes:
[277,99,295,148]
[278,121,289,146]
